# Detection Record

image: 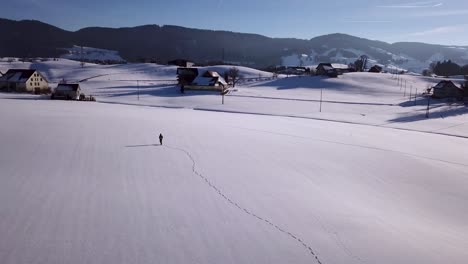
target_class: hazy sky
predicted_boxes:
[1,0,468,45]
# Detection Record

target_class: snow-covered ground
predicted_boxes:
[1,95,468,264]
[61,46,127,63]
[1,59,468,263]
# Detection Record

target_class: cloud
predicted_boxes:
[406,24,468,37]
[344,20,393,23]
[412,9,468,17]
[378,1,443,8]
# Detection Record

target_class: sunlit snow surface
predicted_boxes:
[1,59,467,264]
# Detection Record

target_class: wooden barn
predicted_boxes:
[432,80,463,99]
[316,63,338,77]
[51,83,82,100]
[368,65,383,73]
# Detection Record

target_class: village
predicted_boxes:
[1,58,468,102]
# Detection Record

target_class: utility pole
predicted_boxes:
[426,96,431,118]
[221,86,228,105]
[414,88,418,105]
[319,87,323,113]
[404,80,407,96]
[80,46,84,68]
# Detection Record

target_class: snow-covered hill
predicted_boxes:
[281,34,468,73]
[280,48,465,74]
[61,45,126,63]
[1,58,467,136]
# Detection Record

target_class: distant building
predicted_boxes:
[331,64,355,74]
[316,63,338,77]
[168,59,195,68]
[368,65,383,73]
[52,83,81,100]
[316,63,333,75]
[432,80,463,99]
[0,69,48,93]
[185,70,228,91]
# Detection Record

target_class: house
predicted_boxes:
[368,65,383,73]
[51,83,81,100]
[185,70,228,91]
[316,63,338,77]
[168,59,195,68]
[0,69,49,93]
[463,76,468,97]
[332,64,355,74]
[432,80,463,99]
[316,63,333,75]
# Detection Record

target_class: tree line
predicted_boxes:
[423,60,468,77]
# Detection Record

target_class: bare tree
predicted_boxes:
[354,55,369,72]
[226,67,242,87]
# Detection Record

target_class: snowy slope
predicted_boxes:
[0,97,467,264]
[281,45,468,74]
[61,45,126,63]
[0,59,272,83]
[1,59,467,137]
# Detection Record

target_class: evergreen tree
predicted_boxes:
[433,60,461,76]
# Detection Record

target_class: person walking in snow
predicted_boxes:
[159,133,164,145]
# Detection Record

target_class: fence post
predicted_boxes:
[426,96,431,118]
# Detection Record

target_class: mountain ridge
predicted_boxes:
[1,18,468,71]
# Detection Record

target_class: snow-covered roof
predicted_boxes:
[0,69,36,83]
[56,83,80,91]
[202,71,221,78]
[191,71,227,86]
[433,80,462,90]
[331,64,351,69]
[192,75,227,86]
[192,76,215,86]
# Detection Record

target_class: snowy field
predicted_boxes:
[0,97,467,264]
[1,59,468,263]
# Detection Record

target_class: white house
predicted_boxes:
[0,69,49,93]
